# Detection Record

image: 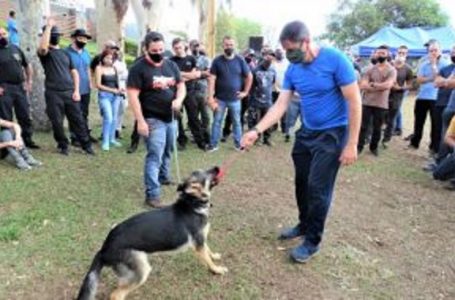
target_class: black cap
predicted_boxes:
[40,25,62,36]
[189,39,200,47]
[424,38,437,47]
[71,28,92,39]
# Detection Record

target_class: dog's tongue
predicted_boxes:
[216,167,226,181]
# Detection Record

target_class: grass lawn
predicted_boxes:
[0,98,454,299]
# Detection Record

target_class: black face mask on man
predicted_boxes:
[50,35,60,46]
[0,37,8,48]
[286,48,305,64]
[451,56,455,64]
[148,52,163,63]
[75,40,87,49]
[224,48,234,56]
[377,56,387,64]
[370,58,378,65]
[192,49,199,56]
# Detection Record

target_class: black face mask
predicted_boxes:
[286,48,305,64]
[199,50,206,56]
[224,48,234,56]
[377,56,387,64]
[148,52,163,63]
[192,49,199,56]
[451,56,455,64]
[75,41,86,49]
[275,52,283,61]
[370,58,378,65]
[245,57,252,64]
[50,35,60,46]
[0,37,8,48]
[262,60,272,68]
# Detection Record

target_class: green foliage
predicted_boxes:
[124,38,138,57]
[215,9,262,54]
[323,0,449,48]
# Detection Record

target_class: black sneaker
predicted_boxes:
[58,147,69,156]
[263,140,273,146]
[127,142,139,154]
[220,136,227,143]
[160,179,176,186]
[370,148,379,156]
[71,139,81,148]
[25,140,40,149]
[404,134,414,141]
[89,135,98,144]
[83,146,96,156]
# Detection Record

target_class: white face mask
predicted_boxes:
[395,56,405,63]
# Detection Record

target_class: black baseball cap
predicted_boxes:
[71,28,92,39]
[424,39,437,47]
[40,25,62,36]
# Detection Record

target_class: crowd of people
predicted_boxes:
[356,41,455,190]
[0,10,453,264]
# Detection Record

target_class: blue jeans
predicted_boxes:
[284,100,301,135]
[98,91,120,146]
[292,126,347,247]
[211,99,242,147]
[144,118,176,199]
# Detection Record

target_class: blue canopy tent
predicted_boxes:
[351,26,455,57]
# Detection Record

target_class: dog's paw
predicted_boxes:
[211,252,222,260]
[211,265,228,275]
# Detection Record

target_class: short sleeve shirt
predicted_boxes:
[170,55,197,92]
[282,47,356,130]
[127,57,182,123]
[417,59,451,100]
[362,63,397,109]
[436,64,455,107]
[0,45,28,84]
[65,46,92,95]
[210,54,251,101]
[38,48,75,92]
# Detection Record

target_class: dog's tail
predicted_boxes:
[76,251,104,300]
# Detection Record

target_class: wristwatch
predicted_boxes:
[251,127,261,135]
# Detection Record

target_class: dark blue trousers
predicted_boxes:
[292,126,347,247]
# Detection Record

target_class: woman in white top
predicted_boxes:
[113,51,129,139]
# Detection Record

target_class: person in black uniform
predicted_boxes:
[37,18,95,156]
[170,38,207,150]
[0,27,39,149]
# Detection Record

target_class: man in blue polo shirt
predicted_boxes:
[66,29,97,144]
[241,21,362,263]
[409,40,450,152]
[207,36,252,151]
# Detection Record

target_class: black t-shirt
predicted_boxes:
[389,64,413,108]
[170,55,197,91]
[0,45,28,85]
[127,57,182,123]
[39,48,75,92]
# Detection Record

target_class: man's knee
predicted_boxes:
[0,129,14,142]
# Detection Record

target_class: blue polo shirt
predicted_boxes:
[282,47,356,130]
[417,59,450,101]
[210,54,250,101]
[65,46,91,95]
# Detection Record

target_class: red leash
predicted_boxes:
[216,148,245,182]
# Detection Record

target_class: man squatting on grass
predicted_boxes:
[241,21,362,263]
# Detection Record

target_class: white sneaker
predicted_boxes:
[206,145,219,153]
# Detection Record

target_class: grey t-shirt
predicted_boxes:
[194,54,211,93]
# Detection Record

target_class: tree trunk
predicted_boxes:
[16,0,51,131]
[131,0,167,55]
[94,0,129,52]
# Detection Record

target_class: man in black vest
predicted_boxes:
[0,27,39,149]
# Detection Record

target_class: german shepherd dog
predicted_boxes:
[76,167,227,300]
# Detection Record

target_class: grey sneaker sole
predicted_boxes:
[290,249,319,263]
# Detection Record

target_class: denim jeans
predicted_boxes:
[433,152,455,181]
[292,126,347,247]
[284,100,301,135]
[144,118,176,200]
[98,91,120,147]
[211,99,242,148]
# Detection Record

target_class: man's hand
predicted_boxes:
[171,99,182,112]
[434,77,447,88]
[240,130,259,150]
[0,87,4,97]
[72,91,81,102]
[339,143,358,166]
[236,91,248,99]
[9,140,24,150]
[47,17,56,27]
[137,120,149,137]
[207,97,219,111]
